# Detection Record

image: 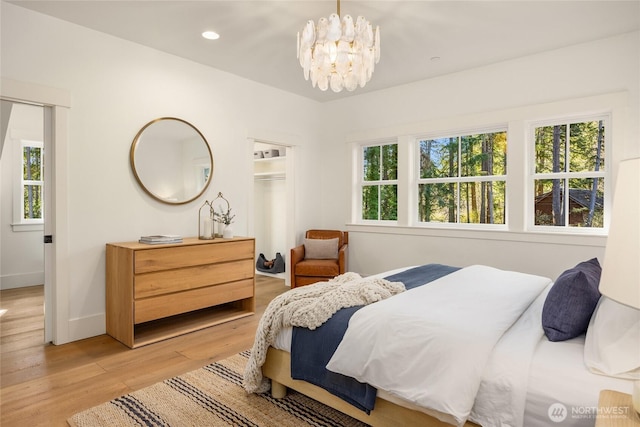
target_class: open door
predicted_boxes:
[42,105,53,343]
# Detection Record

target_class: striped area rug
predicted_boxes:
[68,350,367,427]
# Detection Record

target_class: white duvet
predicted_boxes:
[326,265,552,426]
[468,281,551,426]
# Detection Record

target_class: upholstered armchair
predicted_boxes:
[290,230,348,288]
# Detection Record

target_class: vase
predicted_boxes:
[222,224,234,239]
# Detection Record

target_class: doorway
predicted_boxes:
[1,78,71,345]
[251,140,295,287]
[0,101,46,343]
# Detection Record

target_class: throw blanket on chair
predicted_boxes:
[243,272,405,394]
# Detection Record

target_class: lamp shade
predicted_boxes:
[599,157,640,309]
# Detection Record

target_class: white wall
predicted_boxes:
[1,2,323,342]
[319,31,640,280]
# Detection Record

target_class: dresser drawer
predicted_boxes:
[134,259,254,299]
[134,278,254,324]
[134,240,254,274]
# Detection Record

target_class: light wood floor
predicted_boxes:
[0,276,289,427]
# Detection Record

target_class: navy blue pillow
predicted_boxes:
[542,258,602,342]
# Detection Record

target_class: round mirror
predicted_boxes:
[130,117,213,204]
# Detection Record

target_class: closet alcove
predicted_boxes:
[253,141,289,281]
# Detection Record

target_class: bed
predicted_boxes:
[244,262,637,427]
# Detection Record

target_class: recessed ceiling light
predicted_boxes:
[202,31,220,40]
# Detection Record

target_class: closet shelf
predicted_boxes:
[254,171,285,180]
[254,156,285,163]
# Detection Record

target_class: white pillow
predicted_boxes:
[304,238,339,259]
[584,297,640,379]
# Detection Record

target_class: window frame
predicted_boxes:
[346,92,623,243]
[356,140,399,224]
[527,113,610,235]
[13,138,44,231]
[413,126,508,229]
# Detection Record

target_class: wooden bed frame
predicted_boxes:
[262,347,478,427]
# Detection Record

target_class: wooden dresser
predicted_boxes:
[106,237,255,348]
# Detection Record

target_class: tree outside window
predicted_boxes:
[417,131,507,224]
[362,143,398,221]
[22,141,43,221]
[533,119,605,228]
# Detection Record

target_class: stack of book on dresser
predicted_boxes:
[138,235,183,244]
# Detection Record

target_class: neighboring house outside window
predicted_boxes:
[531,117,606,230]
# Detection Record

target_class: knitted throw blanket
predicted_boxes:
[243,272,405,394]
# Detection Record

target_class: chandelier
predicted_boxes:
[297,0,380,93]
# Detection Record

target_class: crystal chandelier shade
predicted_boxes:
[297,1,380,93]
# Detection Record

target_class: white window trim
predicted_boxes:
[13,138,44,231]
[354,139,399,225]
[413,127,508,228]
[526,113,611,235]
[346,91,627,244]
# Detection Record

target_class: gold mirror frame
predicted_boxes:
[130,117,213,205]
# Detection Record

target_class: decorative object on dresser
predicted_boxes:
[290,229,348,288]
[106,237,255,348]
[138,234,182,245]
[198,191,235,239]
[198,199,215,240]
[212,191,235,238]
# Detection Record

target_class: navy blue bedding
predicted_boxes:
[290,264,460,413]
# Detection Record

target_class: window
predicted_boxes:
[19,140,44,223]
[532,117,606,229]
[361,143,398,221]
[417,130,507,225]
[349,93,620,237]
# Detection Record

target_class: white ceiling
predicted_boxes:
[7,1,640,103]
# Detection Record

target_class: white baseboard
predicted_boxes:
[67,313,106,343]
[255,270,286,280]
[0,271,44,290]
